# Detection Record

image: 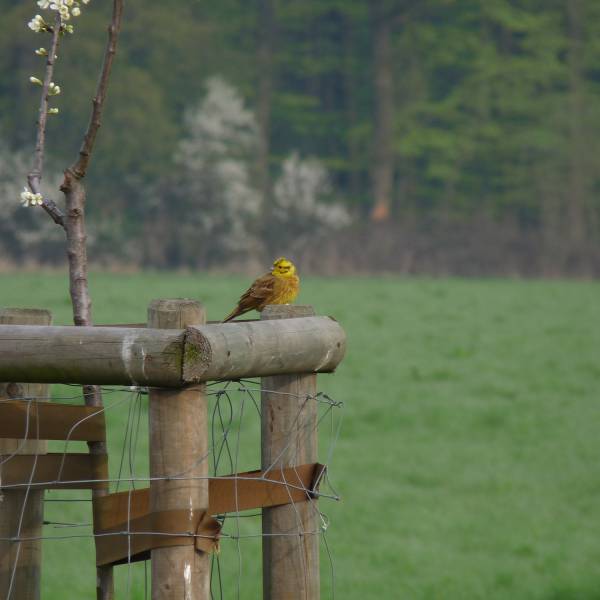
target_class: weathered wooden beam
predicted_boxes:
[0,453,106,490]
[0,315,346,386]
[184,314,345,382]
[0,325,183,386]
[0,401,105,442]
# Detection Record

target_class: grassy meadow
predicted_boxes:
[1,272,599,599]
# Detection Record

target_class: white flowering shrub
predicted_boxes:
[0,139,63,261]
[0,148,30,218]
[273,152,351,235]
[172,77,262,262]
[150,77,353,267]
[178,77,259,165]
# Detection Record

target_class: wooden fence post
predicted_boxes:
[148,299,210,599]
[0,308,52,600]
[261,305,320,600]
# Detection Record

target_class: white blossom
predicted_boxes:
[32,0,89,30]
[28,14,46,32]
[20,187,43,207]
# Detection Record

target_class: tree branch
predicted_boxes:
[58,3,124,599]
[27,13,66,229]
[60,0,124,329]
[69,0,124,180]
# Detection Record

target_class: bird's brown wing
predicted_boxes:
[223,273,277,322]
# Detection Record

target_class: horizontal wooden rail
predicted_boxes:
[94,463,324,567]
[0,453,106,489]
[0,315,346,387]
[0,401,106,441]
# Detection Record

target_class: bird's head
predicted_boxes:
[271,257,297,277]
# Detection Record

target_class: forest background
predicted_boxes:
[1,0,600,277]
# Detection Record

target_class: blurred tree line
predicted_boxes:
[1,0,599,275]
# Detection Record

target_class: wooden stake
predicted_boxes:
[0,308,52,600]
[148,300,210,599]
[261,305,320,600]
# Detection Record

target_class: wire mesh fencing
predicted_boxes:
[0,380,343,599]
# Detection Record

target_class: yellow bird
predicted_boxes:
[223,257,300,322]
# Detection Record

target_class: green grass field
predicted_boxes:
[2,272,600,599]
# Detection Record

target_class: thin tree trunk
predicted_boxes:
[343,12,361,204]
[59,3,124,597]
[61,174,114,600]
[257,0,275,219]
[370,0,394,222]
[566,0,587,248]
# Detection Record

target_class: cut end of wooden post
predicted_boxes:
[261,304,315,320]
[0,308,52,325]
[182,327,212,382]
[148,299,205,330]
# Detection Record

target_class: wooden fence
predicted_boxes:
[0,300,346,599]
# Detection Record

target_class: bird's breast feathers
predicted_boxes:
[270,274,299,305]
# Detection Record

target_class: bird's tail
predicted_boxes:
[222,307,243,323]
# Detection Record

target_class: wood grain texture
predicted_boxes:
[184,314,345,383]
[0,308,51,600]
[0,316,346,386]
[261,305,320,600]
[148,299,210,600]
[0,401,105,442]
[0,325,184,386]
[0,453,107,490]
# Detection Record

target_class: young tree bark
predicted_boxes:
[27,14,65,229]
[257,0,275,218]
[25,33,124,600]
[566,0,587,249]
[369,0,395,223]
[343,11,362,204]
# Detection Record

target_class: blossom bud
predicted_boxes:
[72,6,81,16]
[29,76,43,86]
[20,188,44,207]
[48,107,59,114]
[35,47,48,56]
[27,14,47,33]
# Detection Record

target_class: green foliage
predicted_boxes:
[1,272,599,597]
[1,0,600,265]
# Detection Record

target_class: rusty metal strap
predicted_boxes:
[0,401,106,441]
[94,463,325,567]
[0,453,108,489]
